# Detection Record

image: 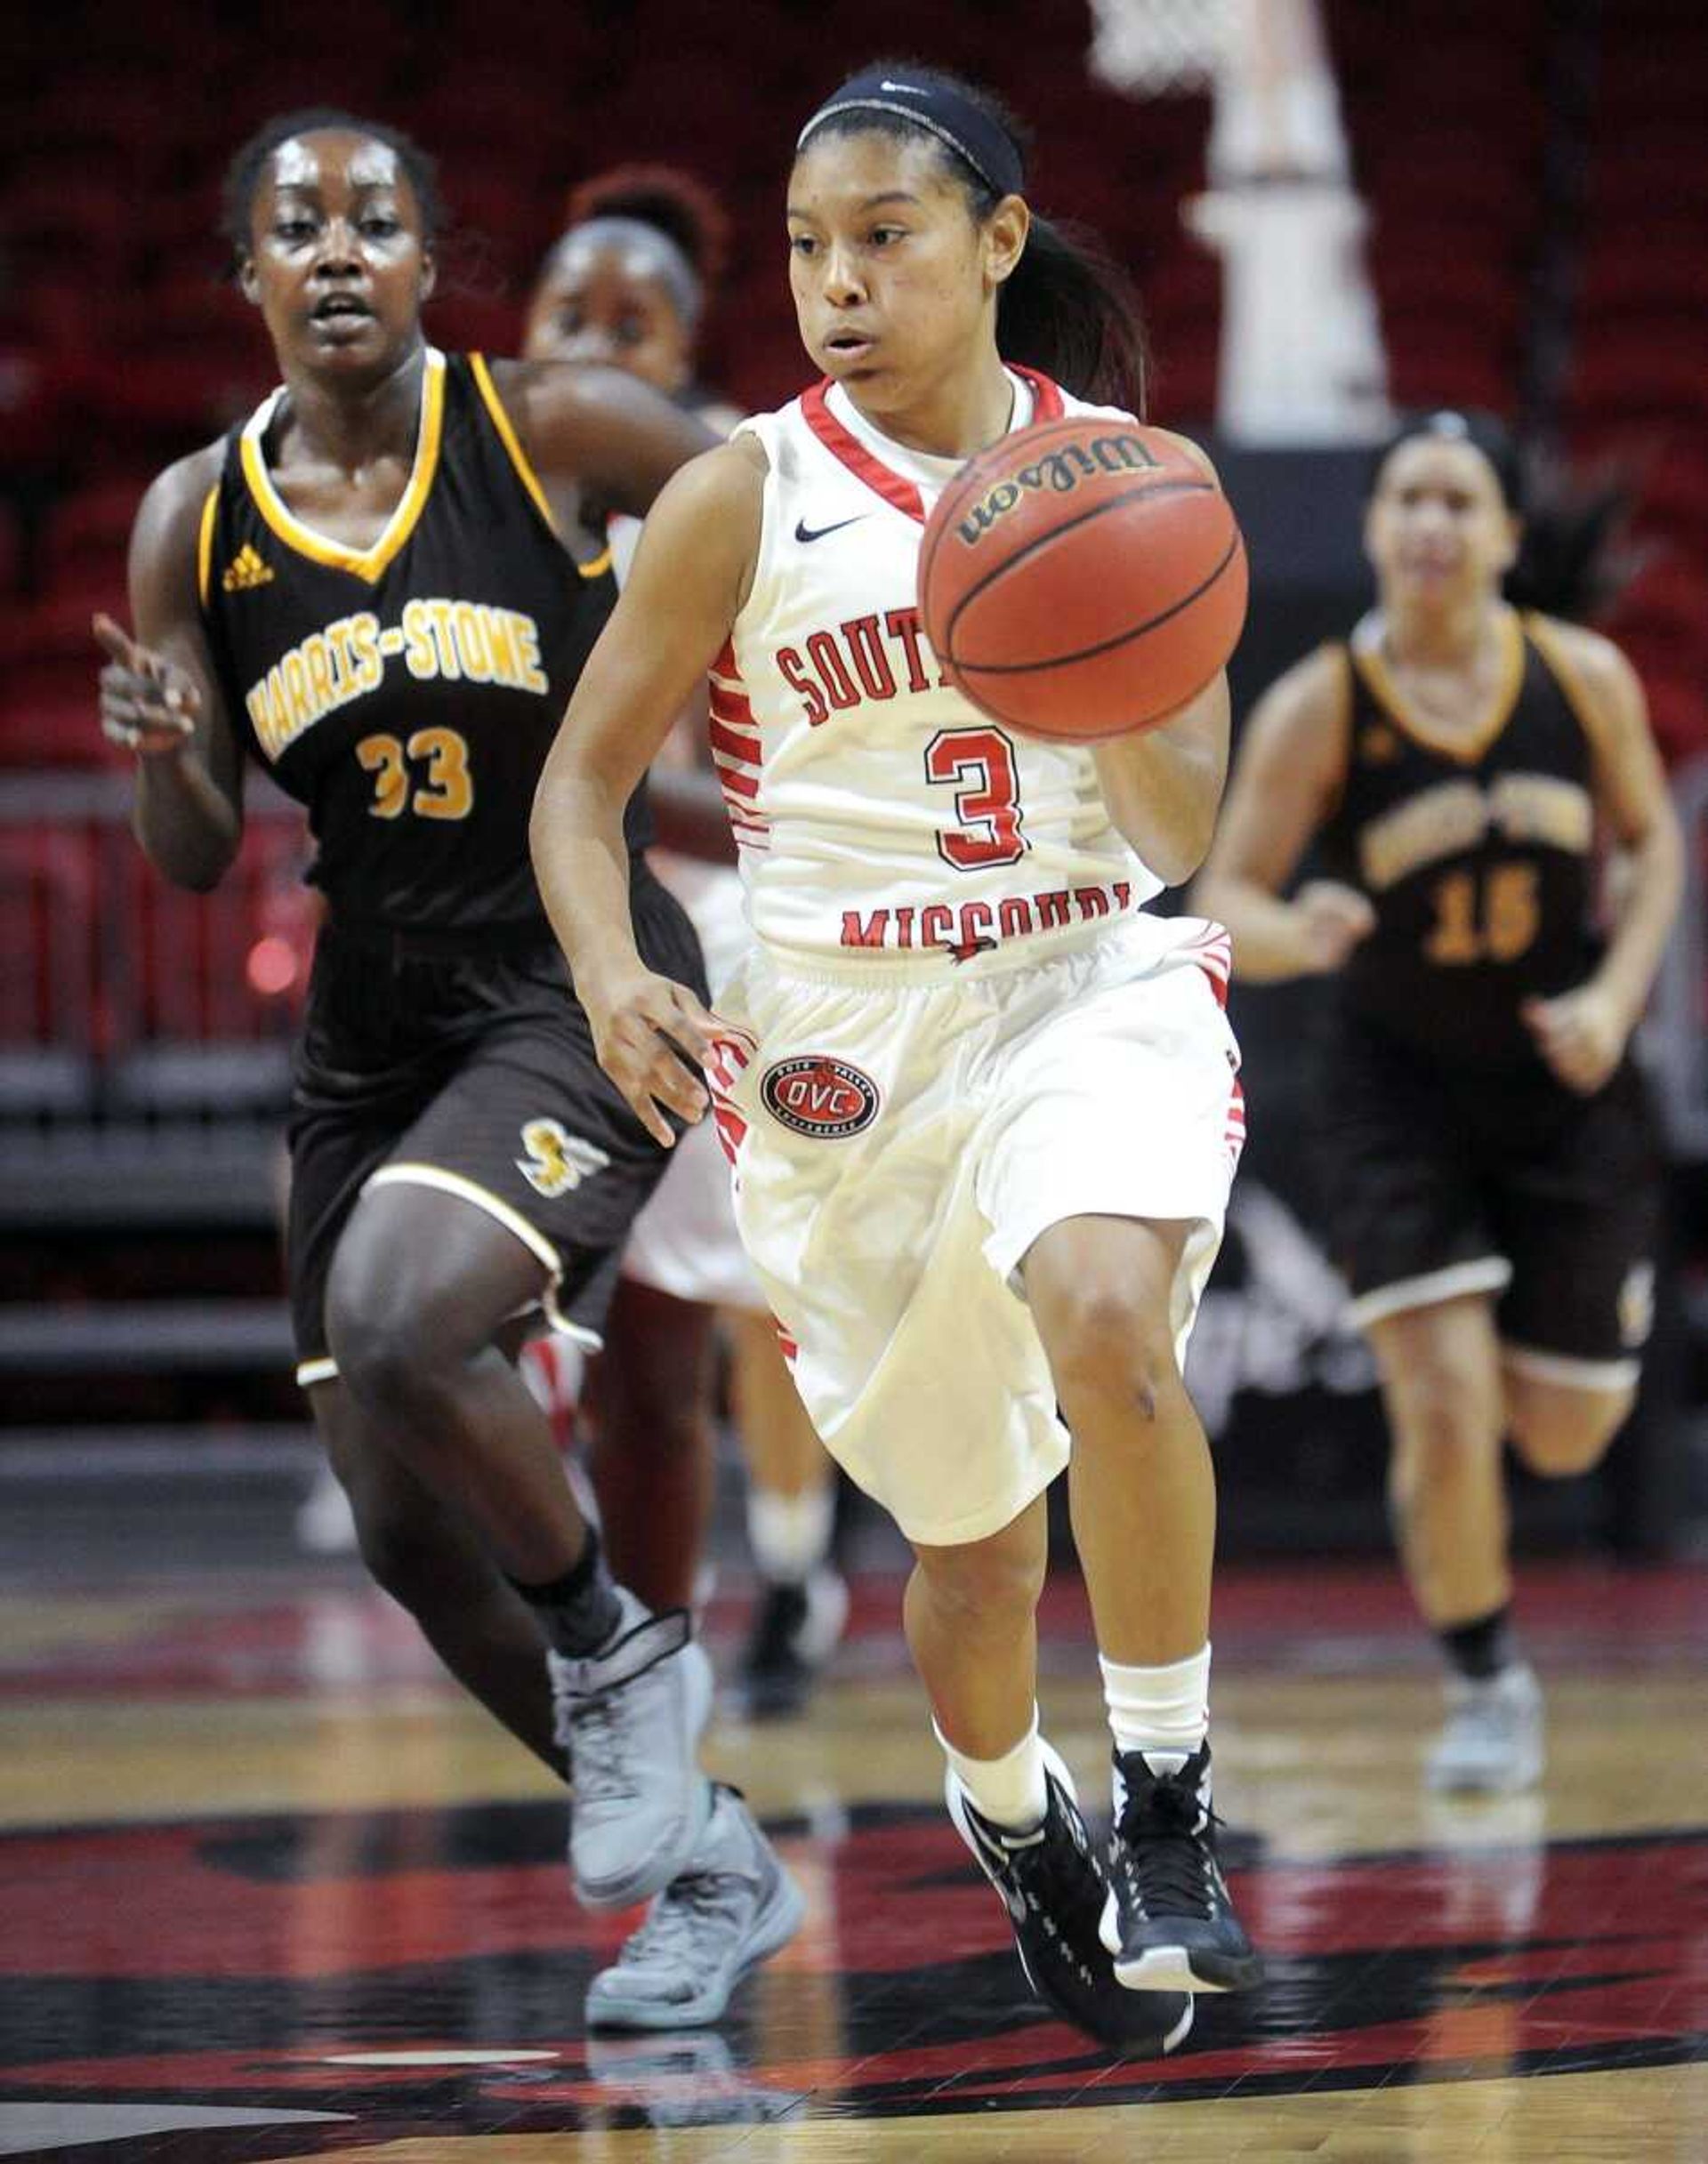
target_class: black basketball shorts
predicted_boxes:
[286,873,706,1385]
[1317,1018,1662,1380]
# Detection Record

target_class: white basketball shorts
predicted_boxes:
[708,913,1245,1547]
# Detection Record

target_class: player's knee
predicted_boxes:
[914,1536,1044,1629]
[1385,1360,1499,1469]
[1509,1386,1631,1478]
[1045,1284,1178,1424]
[326,1266,456,1425]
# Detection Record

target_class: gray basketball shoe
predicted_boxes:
[548,1588,714,1910]
[1426,1663,1545,1794]
[586,1785,805,2030]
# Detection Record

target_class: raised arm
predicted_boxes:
[484,356,721,521]
[1189,643,1374,978]
[1522,618,1685,1093]
[94,446,246,892]
[529,436,764,1142]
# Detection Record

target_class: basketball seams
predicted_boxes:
[917,412,1126,634]
[917,413,1247,739]
[940,477,1221,664]
[958,528,1245,678]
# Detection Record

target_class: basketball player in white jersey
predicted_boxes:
[532,61,1262,2052]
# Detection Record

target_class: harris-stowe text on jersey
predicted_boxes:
[242,599,549,763]
[197,349,640,931]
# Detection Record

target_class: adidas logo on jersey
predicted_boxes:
[222,544,274,592]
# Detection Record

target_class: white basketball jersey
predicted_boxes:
[718,368,1166,966]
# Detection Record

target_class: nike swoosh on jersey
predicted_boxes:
[794,515,868,544]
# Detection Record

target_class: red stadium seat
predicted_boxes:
[1598,41,1708,122]
[1563,340,1708,431]
[1631,669,1708,765]
[1627,443,1708,554]
[0,173,131,278]
[1579,237,1708,319]
[1588,139,1708,224]
[1148,342,1218,428]
[0,825,101,1050]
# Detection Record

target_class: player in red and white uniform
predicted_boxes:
[533,60,1261,2050]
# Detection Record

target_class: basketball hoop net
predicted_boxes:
[1088,0,1231,94]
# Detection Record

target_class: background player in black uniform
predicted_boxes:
[1194,410,1683,1794]
[93,110,802,2023]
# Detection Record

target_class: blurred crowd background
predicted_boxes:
[2,0,1703,1568]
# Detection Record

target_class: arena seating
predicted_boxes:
[0,0,1698,1106]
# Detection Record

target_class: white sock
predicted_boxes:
[936,1707,1048,1832]
[1101,1645,1212,1804]
[746,1483,835,1585]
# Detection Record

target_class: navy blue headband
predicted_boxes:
[796,67,1025,198]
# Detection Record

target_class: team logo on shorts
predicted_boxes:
[517,1118,609,1198]
[760,1056,881,1139]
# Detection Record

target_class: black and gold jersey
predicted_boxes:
[1316,609,1604,1071]
[198,348,649,929]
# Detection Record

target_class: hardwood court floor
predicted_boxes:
[1,1557,1704,2160]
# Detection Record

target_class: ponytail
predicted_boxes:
[999,213,1148,415]
[1505,458,1635,624]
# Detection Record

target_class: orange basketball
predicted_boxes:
[918,417,1248,742]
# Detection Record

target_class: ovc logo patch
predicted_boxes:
[760,1056,881,1139]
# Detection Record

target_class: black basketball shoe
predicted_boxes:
[1100,1741,1264,1994]
[947,1739,1195,2055]
[736,1569,848,1722]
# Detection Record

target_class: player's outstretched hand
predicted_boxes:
[587,966,721,1146]
[1520,985,1627,1097]
[93,613,201,756]
[1294,880,1377,972]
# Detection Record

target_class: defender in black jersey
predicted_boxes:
[93,113,798,1976]
[1196,410,1682,1795]
[194,344,703,1376]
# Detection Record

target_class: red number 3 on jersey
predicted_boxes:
[926,725,1027,871]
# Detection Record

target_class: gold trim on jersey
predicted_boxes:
[1522,611,1599,744]
[1350,605,1526,767]
[196,485,220,611]
[470,352,557,535]
[469,353,611,583]
[238,348,447,583]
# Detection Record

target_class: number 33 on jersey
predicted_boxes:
[197,350,624,929]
